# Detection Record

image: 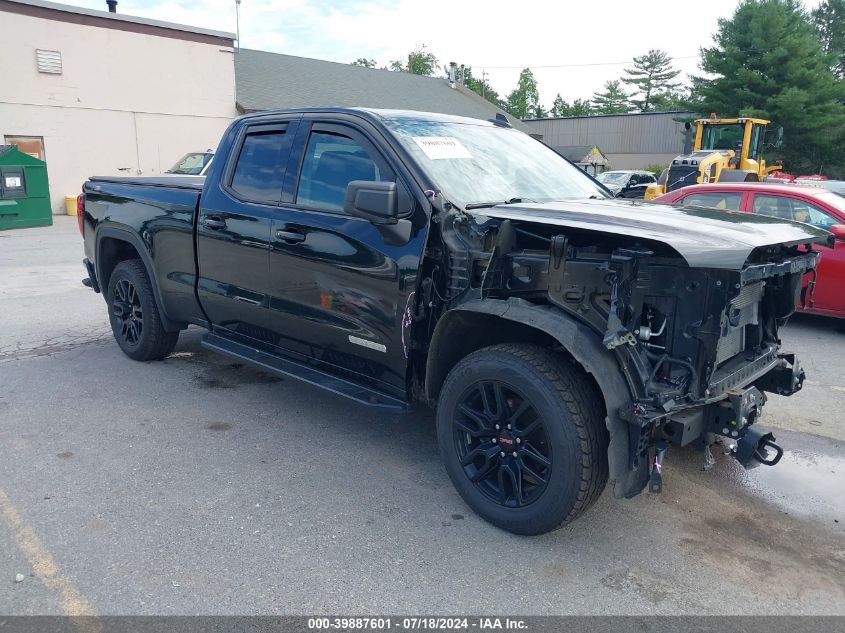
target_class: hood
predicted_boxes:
[467,198,832,270]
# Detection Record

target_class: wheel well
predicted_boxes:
[424,311,603,413]
[98,237,141,292]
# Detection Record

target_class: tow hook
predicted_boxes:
[733,426,784,468]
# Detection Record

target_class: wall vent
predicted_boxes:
[35,49,62,74]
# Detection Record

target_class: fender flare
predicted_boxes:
[426,298,641,498]
[95,224,183,332]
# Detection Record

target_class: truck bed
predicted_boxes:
[82,176,204,328]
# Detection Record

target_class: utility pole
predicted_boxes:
[482,70,489,99]
[235,0,241,52]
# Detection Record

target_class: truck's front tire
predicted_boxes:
[106,259,179,361]
[436,344,608,535]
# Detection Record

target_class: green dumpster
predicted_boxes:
[0,145,52,230]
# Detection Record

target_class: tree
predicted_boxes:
[650,87,690,111]
[569,99,594,116]
[350,58,377,68]
[550,94,568,117]
[504,68,540,119]
[461,67,503,108]
[591,80,630,114]
[622,49,682,111]
[532,103,548,118]
[812,0,845,78]
[550,94,593,117]
[691,0,845,173]
[389,45,438,76]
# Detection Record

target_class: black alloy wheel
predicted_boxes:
[454,380,552,508]
[106,259,179,361]
[112,278,143,347]
[436,344,609,535]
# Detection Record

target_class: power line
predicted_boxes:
[472,55,700,70]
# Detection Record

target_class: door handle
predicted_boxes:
[275,229,306,243]
[202,216,227,230]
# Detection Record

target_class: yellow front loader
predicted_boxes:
[644,116,783,201]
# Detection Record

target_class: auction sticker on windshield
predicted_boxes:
[412,136,472,160]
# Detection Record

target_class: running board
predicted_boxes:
[201,332,409,411]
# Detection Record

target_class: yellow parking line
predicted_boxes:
[0,487,100,630]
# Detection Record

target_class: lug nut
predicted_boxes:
[500,451,506,457]
[515,438,521,444]
[512,451,517,457]
[492,438,497,443]
[507,424,512,430]
[495,424,500,430]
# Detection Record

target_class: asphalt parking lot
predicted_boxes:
[1,218,843,616]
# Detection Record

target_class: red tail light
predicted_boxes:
[76,194,84,236]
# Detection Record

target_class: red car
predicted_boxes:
[655,183,845,318]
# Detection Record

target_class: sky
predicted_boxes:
[72,0,824,108]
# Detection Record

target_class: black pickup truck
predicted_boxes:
[79,108,830,535]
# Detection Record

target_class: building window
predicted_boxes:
[4,136,46,161]
[35,49,62,75]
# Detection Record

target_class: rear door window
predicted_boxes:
[680,191,743,210]
[230,127,290,204]
[751,194,840,228]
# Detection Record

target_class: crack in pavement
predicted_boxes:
[0,327,112,363]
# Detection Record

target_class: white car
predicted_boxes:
[165,151,213,176]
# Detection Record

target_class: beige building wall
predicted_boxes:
[0,3,237,213]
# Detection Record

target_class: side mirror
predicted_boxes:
[344,181,398,225]
[828,224,845,241]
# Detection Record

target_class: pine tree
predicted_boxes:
[591,80,630,114]
[505,68,540,119]
[812,0,845,78]
[622,49,682,112]
[692,0,845,173]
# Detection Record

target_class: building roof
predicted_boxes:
[552,145,608,164]
[524,110,693,122]
[234,49,530,132]
[1,0,235,44]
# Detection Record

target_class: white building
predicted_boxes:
[0,0,236,213]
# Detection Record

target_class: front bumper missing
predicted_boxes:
[622,353,802,495]
[753,352,804,396]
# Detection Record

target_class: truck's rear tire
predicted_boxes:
[106,259,179,361]
[436,344,608,535]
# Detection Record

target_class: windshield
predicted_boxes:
[700,124,744,151]
[816,191,845,218]
[384,118,608,207]
[167,152,213,175]
[596,172,629,185]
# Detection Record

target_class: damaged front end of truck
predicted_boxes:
[427,199,831,498]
